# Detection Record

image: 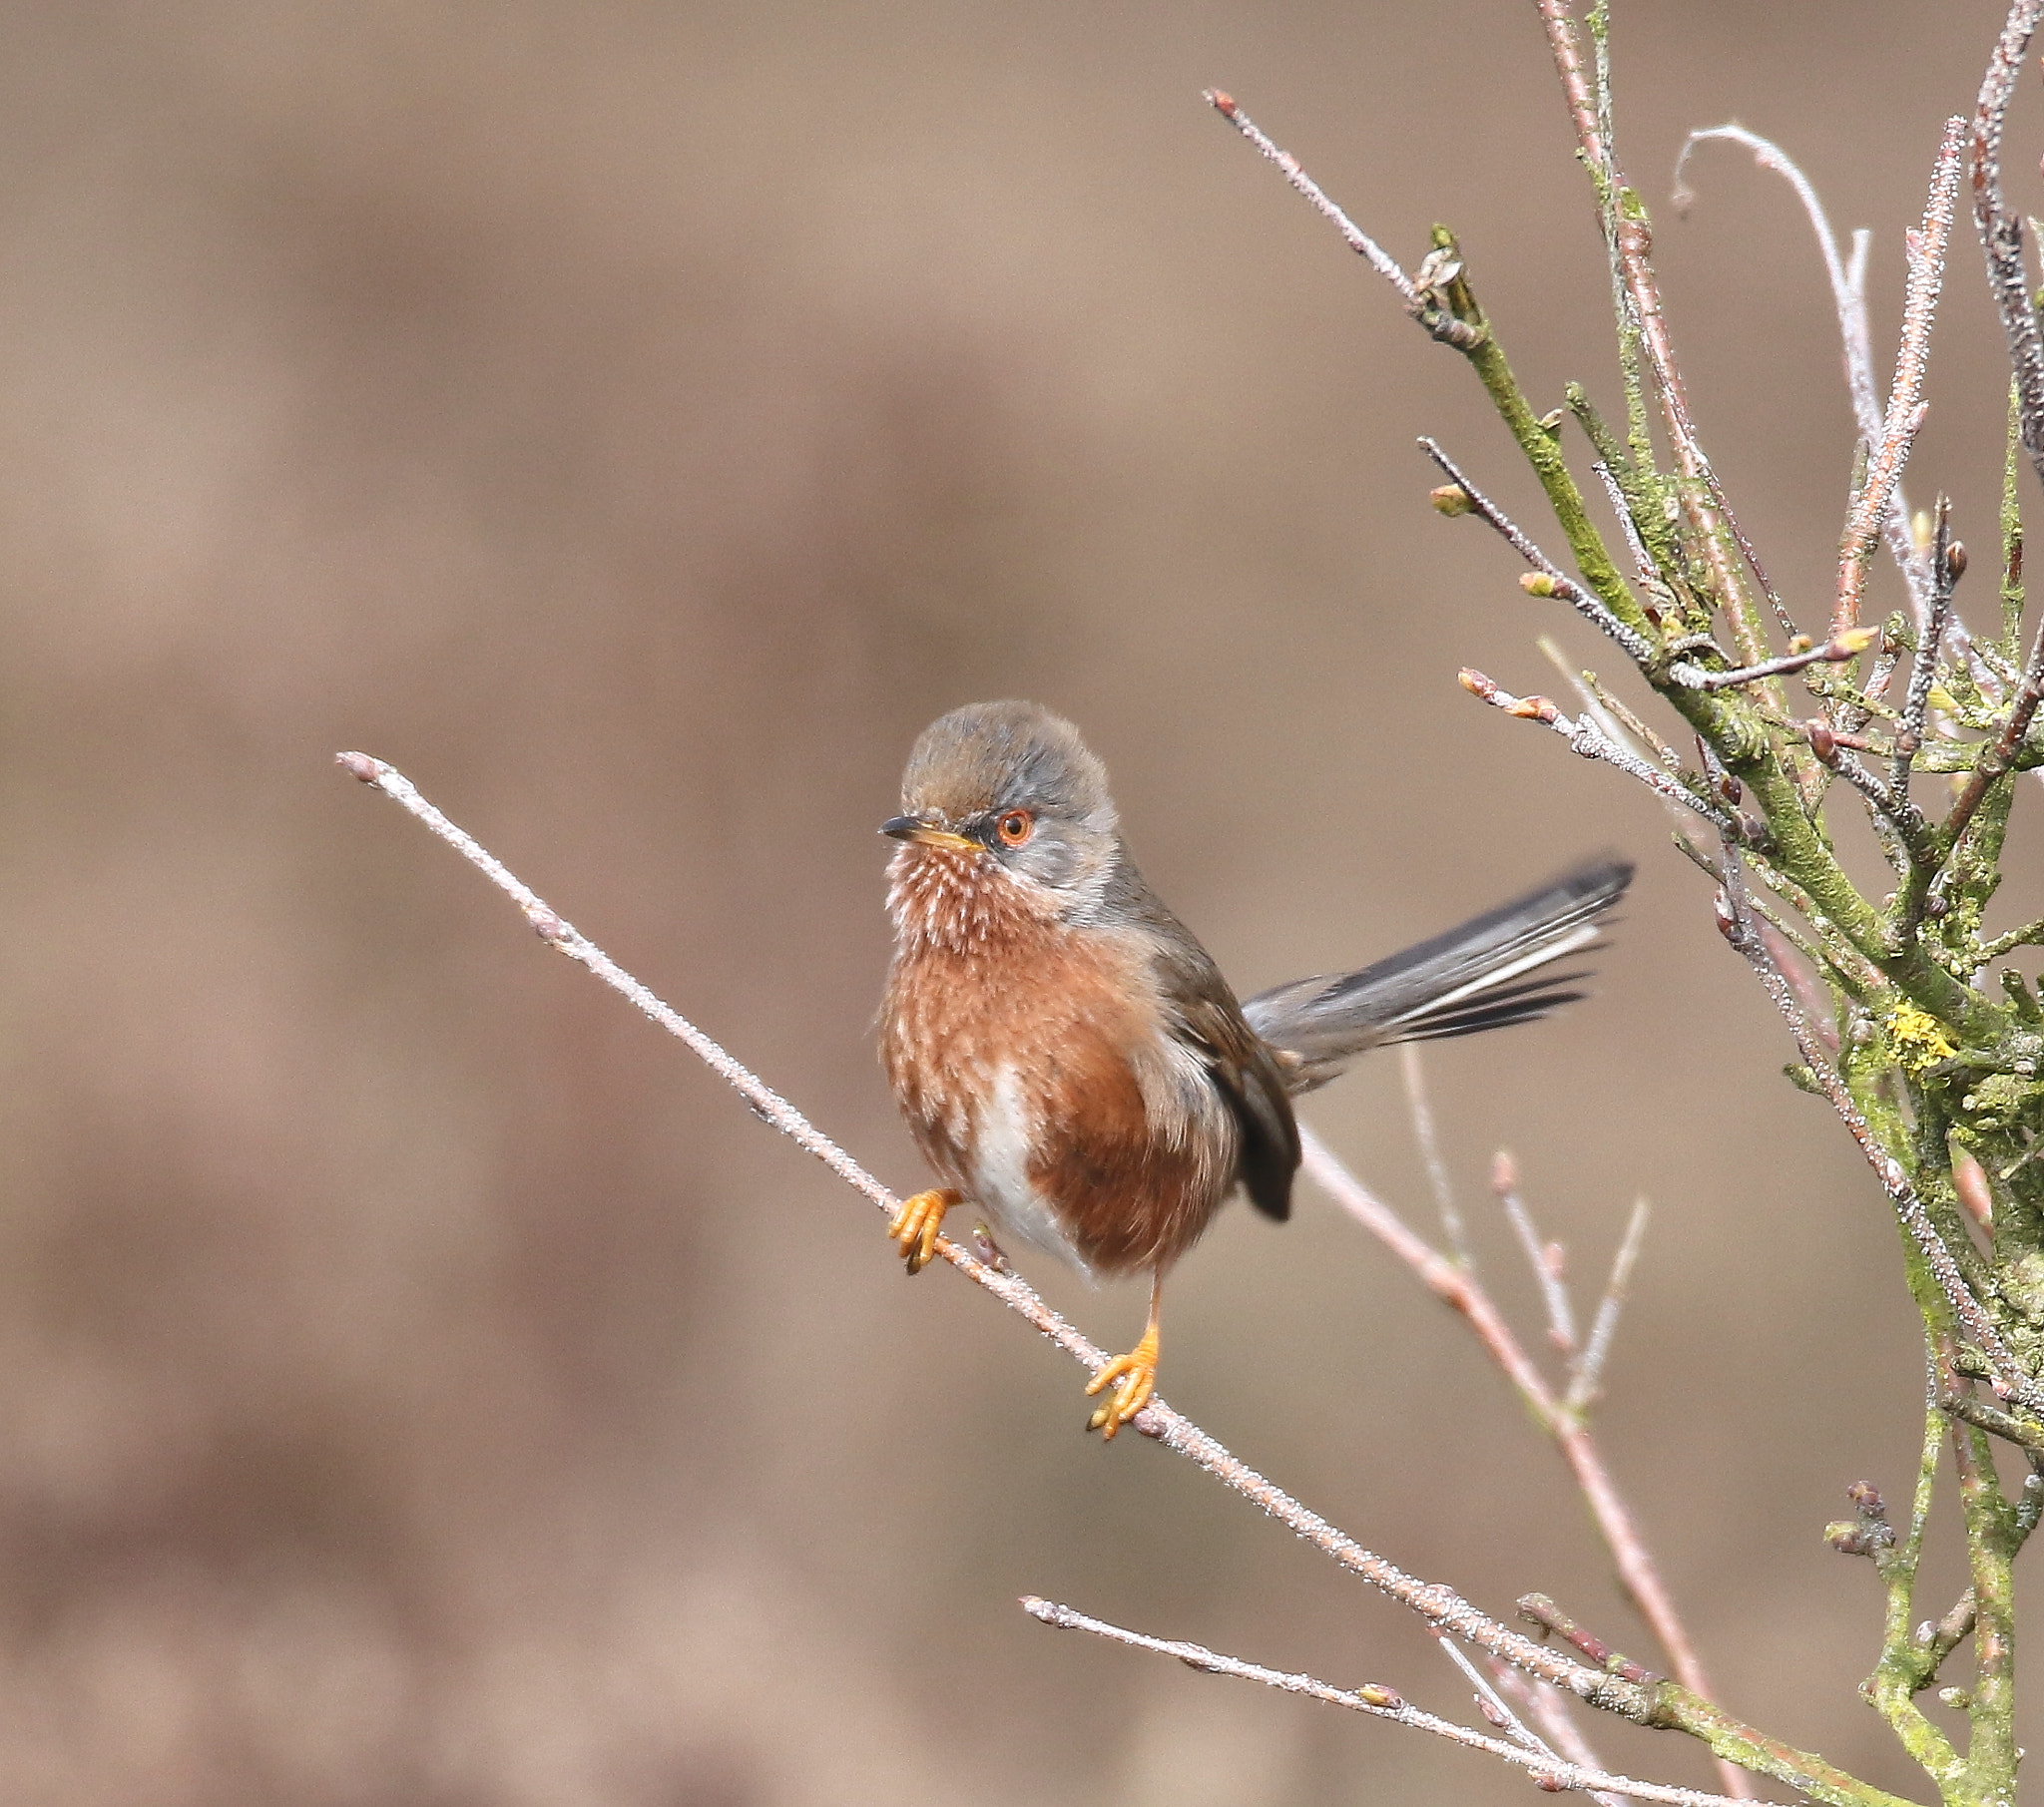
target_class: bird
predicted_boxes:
[876,699,1632,1439]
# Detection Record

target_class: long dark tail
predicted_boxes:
[1241,856,1634,1096]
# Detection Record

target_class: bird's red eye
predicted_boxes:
[996,809,1034,846]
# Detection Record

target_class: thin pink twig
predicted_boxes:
[1023,1598,1772,1807]
[1532,0,1768,664]
[1299,1130,1725,1718]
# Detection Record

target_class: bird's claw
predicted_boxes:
[1085,1334,1159,1440]
[887,1187,958,1275]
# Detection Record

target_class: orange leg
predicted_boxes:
[887,1187,960,1275]
[1086,1271,1163,1440]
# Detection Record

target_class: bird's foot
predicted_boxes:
[1085,1326,1160,1441]
[970,1219,1010,1272]
[887,1187,959,1275]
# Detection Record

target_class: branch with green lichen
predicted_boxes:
[1208,3,2044,1801]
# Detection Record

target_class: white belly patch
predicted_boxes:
[969,1064,1094,1278]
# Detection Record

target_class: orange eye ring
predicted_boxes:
[995,809,1034,846]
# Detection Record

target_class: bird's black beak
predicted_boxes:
[880,814,980,852]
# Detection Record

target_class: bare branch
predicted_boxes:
[1536,638,1691,788]
[1889,497,1956,799]
[1802,725,1927,864]
[1400,1045,1468,1265]
[1971,0,2044,488]
[1673,629,1878,692]
[1493,1149,1577,1356]
[1673,126,1942,633]
[1591,459,1662,591]
[1491,1663,1629,1807]
[1455,670,1733,830]
[1203,92,1421,310]
[1834,118,1965,638]
[1020,1597,1773,1807]
[1421,438,1657,662]
[1979,915,2044,962]
[1942,1387,2044,1458]
[1437,1630,1556,1758]
[1568,1197,1651,1416]
[1674,127,1879,452]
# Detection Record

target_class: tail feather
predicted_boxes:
[1243,856,1633,1095]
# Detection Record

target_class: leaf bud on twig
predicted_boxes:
[1429,483,1475,516]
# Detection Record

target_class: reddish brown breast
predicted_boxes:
[879,845,1236,1279]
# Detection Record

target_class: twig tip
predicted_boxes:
[336,750,384,783]
[1205,89,1237,117]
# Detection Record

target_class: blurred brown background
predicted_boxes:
[2,3,2041,1802]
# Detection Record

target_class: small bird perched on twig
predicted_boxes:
[878,700,1632,1438]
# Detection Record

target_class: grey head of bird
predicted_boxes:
[880,699,1124,913]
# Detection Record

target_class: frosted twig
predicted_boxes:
[1674,127,1878,449]
[1972,0,2044,488]
[1019,1598,1772,1807]
[335,750,1650,1711]
[1673,126,1941,633]
[1436,1629,1558,1759]
[1810,737,1926,864]
[1203,92,1420,309]
[1591,459,1664,590]
[1400,1045,1468,1265]
[1493,1151,1576,1356]
[1538,640,1688,779]
[1834,119,1964,639]
[1455,670,1732,831]
[1890,497,1955,800]
[1568,1197,1651,1416]
[1492,1664,1629,1807]
[1672,630,1877,692]
[1420,438,1656,662]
